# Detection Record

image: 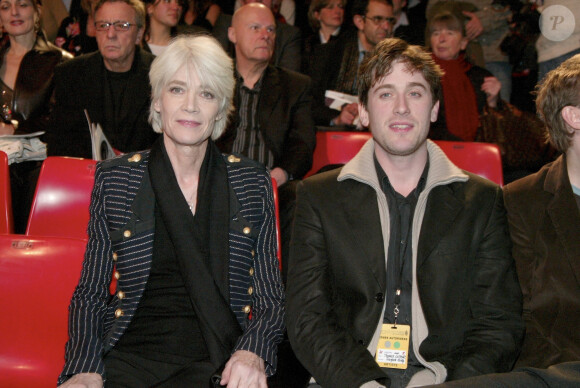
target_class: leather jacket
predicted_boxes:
[0,36,72,134]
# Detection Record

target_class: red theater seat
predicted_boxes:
[306,131,504,185]
[0,235,86,387]
[26,157,96,239]
[0,151,13,233]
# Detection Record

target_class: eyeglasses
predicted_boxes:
[364,15,396,25]
[94,21,137,32]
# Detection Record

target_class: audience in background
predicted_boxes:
[308,0,394,128]
[426,10,501,142]
[0,0,72,233]
[301,0,346,74]
[391,0,421,45]
[47,0,158,158]
[54,0,99,56]
[427,0,512,102]
[142,0,183,56]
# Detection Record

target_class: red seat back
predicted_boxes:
[305,131,372,178]
[0,151,13,233]
[306,132,504,185]
[433,141,504,186]
[26,157,96,239]
[0,235,86,387]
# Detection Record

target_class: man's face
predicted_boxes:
[355,0,394,50]
[95,1,144,72]
[359,60,439,158]
[229,4,276,65]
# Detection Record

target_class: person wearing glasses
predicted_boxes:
[307,0,394,128]
[46,0,158,158]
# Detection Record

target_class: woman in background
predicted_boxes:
[301,0,345,73]
[180,0,220,32]
[0,0,72,233]
[143,0,183,56]
[54,0,98,56]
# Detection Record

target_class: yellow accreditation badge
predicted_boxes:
[375,323,410,369]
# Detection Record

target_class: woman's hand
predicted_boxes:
[220,350,267,388]
[0,122,15,135]
[57,373,103,388]
[481,76,502,109]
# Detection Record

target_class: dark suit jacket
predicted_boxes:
[217,65,316,179]
[213,14,302,72]
[287,141,524,388]
[504,154,580,369]
[58,150,285,383]
[47,48,158,158]
[308,28,359,126]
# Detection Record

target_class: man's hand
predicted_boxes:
[481,76,501,108]
[220,350,267,388]
[57,373,103,388]
[333,103,358,126]
[270,167,288,186]
[462,11,483,41]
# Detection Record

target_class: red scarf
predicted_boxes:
[433,54,480,141]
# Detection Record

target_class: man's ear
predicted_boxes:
[430,100,440,122]
[228,26,236,44]
[135,27,145,44]
[359,102,370,127]
[562,105,580,131]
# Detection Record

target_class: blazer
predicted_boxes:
[504,154,580,369]
[0,37,72,135]
[59,150,285,383]
[47,48,158,158]
[287,140,524,388]
[217,65,316,179]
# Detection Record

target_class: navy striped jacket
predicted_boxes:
[58,150,285,384]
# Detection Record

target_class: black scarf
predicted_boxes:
[148,138,242,369]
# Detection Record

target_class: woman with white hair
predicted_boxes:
[58,35,284,388]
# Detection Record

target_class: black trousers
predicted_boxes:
[104,348,215,388]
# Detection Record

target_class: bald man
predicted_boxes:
[217,4,316,284]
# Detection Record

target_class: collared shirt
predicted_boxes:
[231,71,275,169]
[375,155,429,369]
[319,26,341,44]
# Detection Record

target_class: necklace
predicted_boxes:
[187,201,194,211]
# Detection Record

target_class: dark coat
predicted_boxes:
[47,47,158,158]
[217,65,316,179]
[287,141,524,388]
[0,37,72,134]
[58,149,285,383]
[504,154,580,369]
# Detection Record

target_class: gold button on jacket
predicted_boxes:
[243,305,251,314]
[114,308,124,318]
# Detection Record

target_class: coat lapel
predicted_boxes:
[339,180,386,290]
[417,183,464,268]
[258,66,282,144]
[544,156,580,287]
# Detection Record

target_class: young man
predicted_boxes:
[286,38,524,388]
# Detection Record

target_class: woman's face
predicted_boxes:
[0,0,38,38]
[315,0,344,30]
[430,25,468,61]
[148,0,182,28]
[155,64,220,149]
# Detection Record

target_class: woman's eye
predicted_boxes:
[201,91,214,99]
[169,86,184,94]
